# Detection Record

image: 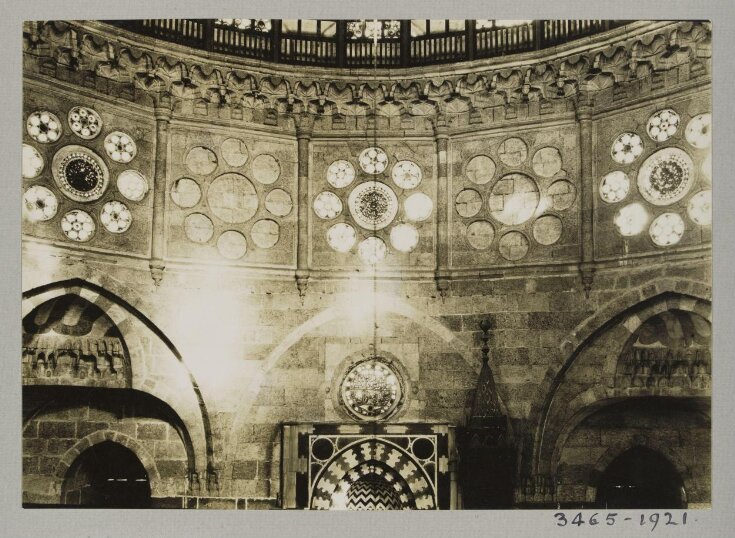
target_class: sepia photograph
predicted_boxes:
[16,8,718,524]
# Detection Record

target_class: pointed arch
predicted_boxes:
[22,278,213,475]
[527,277,710,476]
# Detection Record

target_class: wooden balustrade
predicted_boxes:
[106,20,627,67]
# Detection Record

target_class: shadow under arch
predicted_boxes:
[527,284,711,477]
[22,278,215,474]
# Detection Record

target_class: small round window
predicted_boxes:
[340,357,403,421]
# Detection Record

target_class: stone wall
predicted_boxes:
[20,19,713,509]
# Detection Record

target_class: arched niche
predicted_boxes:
[552,397,710,507]
[595,446,686,509]
[61,440,152,508]
[615,310,711,391]
[23,294,131,388]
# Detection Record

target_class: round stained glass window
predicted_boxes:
[637,147,694,206]
[22,144,44,179]
[390,223,419,253]
[61,209,95,242]
[687,190,712,226]
[404,192,433,222]
[327,160,356,188]
[326,222,356,253]
[340,358,402,420]
[599,171,630,203]
[646,109,680,142]
[649,212,685,246]
[348,181,399,231]
[391,160,422,189]
[611,132,644,165]
[100,200,132,233]
[685,113,712,149]
[358,236,387,265]
[52,146,109,202]
[23,185,58,222]
[116,170,149,202]
[68,106,103,140]
[313,191,343,220]
[26,111,62,143]
[104,131,137,163]
[614,202,649,237]
[359,147,388,175]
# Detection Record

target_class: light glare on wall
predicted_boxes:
[614,203,649,236]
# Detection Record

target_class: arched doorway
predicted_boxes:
[596,446,685,509]
[61,441,151,508]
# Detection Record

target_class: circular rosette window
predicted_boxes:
[116,170,149,202]
[61,209,95,242]
[391,160,422,189]
[685,113,712,149]
[610,132,643,165]
[100,201,132,233]
[359,147,388,174]
[326,222,356,253]
[340,357,403,421]
[327,160,356,188]
[68,106,103,140]
[22,144,44,179]
[26,111,62,143]
[104,131,137,163]
[688,190,712,226]
[649,212,685,247]
[390,223,419,253]
[358,236,387,264]
[52,145,110,202]
[599,171,630,203]
[637,147,694,206]
[348,181,399,231]
[313,191,343,220]
[646,109,680,142]
[23,185,58,222]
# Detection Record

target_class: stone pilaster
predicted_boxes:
[149,94,172,286]
[295,114,314,298]
[433,115,451,298]
[576,94,595,297]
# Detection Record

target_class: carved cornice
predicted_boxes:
[23,20,711,130]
